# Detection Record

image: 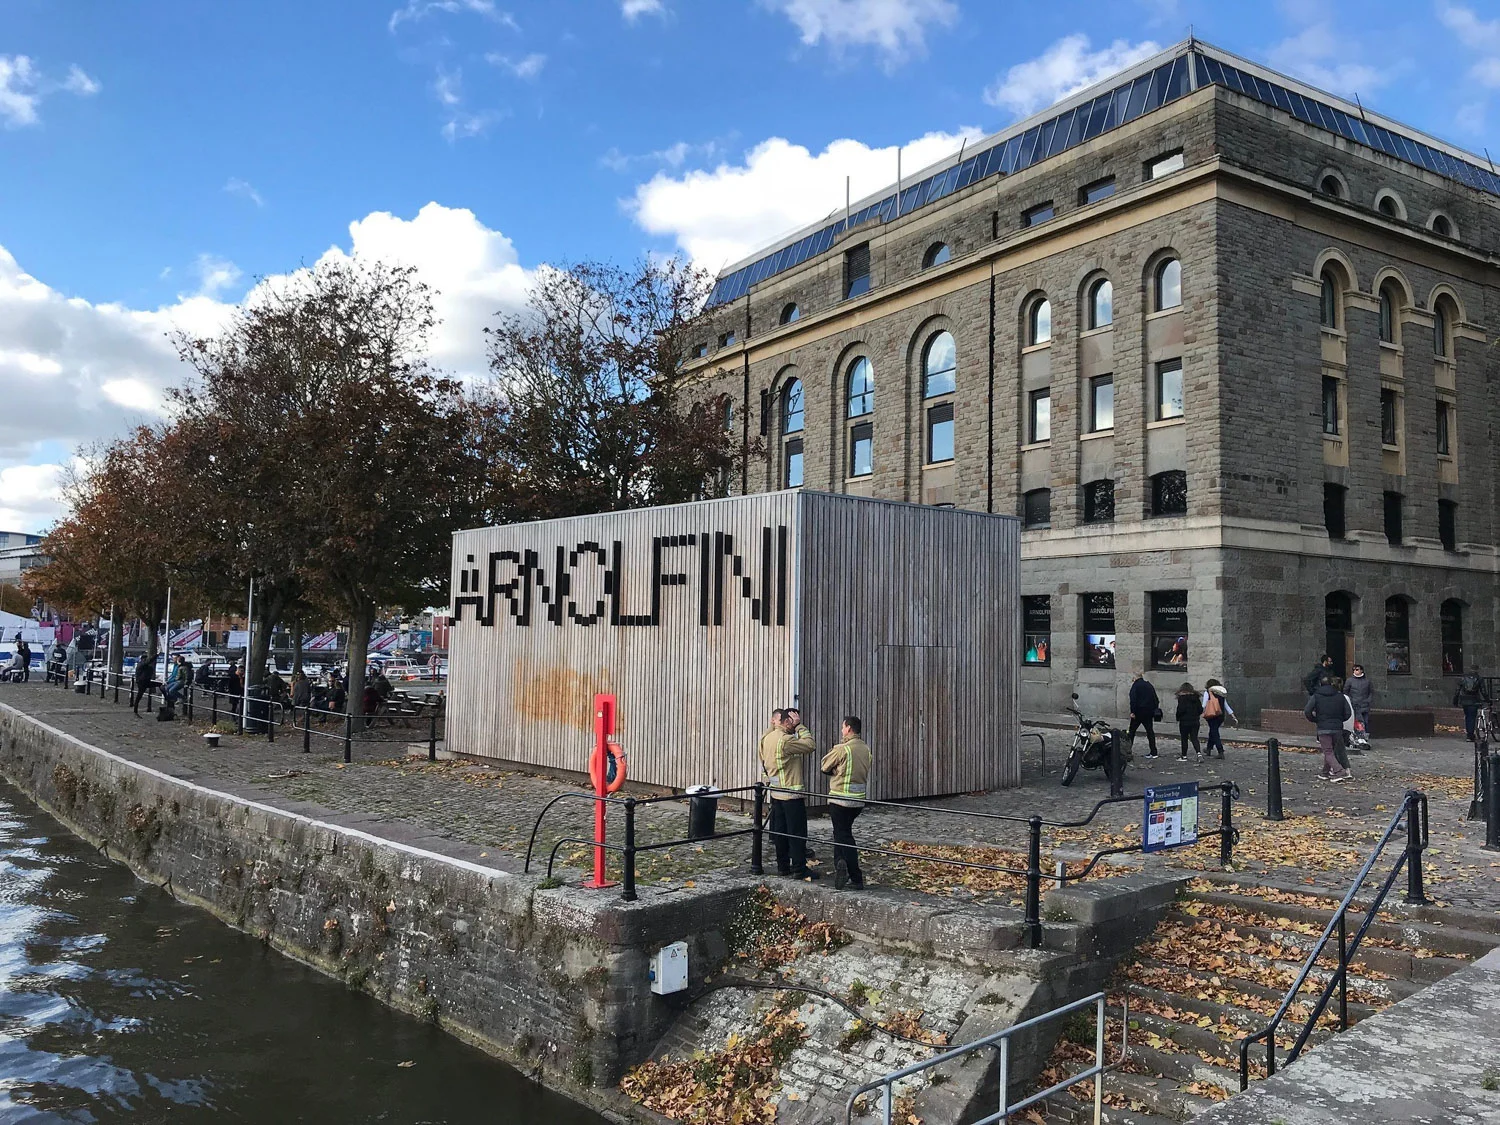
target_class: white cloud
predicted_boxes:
[984,35,1161,117]
[62,65,101,96]
[763,0,956,65]
[441,110,505,141]
[193,254,244,299]
[0,55,101,127]
[434,68,463,107]
[224,178,265,207]
[621,0,666,21]
[1267,22,1387,98]
[0,203,536,533]
[486,52,546,80]
[1438,4,1500,94]
[601,139,721,173]
[628,128,981,271]
[388,0,514,33]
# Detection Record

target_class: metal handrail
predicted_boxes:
[1236,788,1428,1090]
[844,991,1126,1125]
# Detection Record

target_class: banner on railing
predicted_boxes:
[1143,782,1199,852]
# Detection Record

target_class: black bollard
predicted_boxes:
[750,782,765,876]
[1470,741,1487,822]
[1486,752,1500,852]
[1265,738,1284,821]
[1024,816,1043,949]
[1404,791,1427,905]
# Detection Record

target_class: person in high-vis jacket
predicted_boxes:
[821,715,872,890]
[759,708,818,879]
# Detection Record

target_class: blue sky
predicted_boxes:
[2,0,1497,531]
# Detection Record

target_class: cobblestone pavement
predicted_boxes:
[4,681,1498,918]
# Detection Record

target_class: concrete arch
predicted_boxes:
[1427,283,1466,322]
[1426,210,1459,240]
[1370,266,1414,306]
[1314,166,1350,200]
[1312,247,1359,292]
[1373,187,1407,222]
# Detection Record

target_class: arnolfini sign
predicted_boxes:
[446,492,1021,798]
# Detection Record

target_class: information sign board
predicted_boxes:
[1143,781,1199,853]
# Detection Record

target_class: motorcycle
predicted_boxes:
[1061,692,1131,787]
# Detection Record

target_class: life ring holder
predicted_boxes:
[591,740,627,794]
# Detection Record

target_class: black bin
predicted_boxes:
[244,685,270,733]
[686,785,718,840]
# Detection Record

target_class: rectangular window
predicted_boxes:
[1022,488,1051,529]
[1150,591,1189,669]
[1028,389,1051,443]
[719,330,736,348]
[926,402,954,464]
[1441,601,1464,674]
[849,421,872,478]
[844,242,871,300]
[1151,470,1187,516]
[1155,359,1184,420]
[1080,177,1116,204]
[1383,490,1403,545]
[1023,202,1055,226]
[693,343,708,358]
[1146,150,1185,179]
[1380,387,1399,446]
[1385,600,1411,675]
[1322,375,1340,435]
[1324,483,1346,539]
[1436,402,1452,456]
[1080,593,1116,668]
[784,438,804,488]
[1022,596,1051,666]
[1089,375,1114,431]
[1439,499,1457,552]
[1082,478,1115,523]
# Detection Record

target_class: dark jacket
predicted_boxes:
[1129,678,1160,719]
[1175,692,1203,725]
[1455,673,1489,707]
[1304,684,1352,733]
[1346,673,1374,708]
[1303,663,1331,695]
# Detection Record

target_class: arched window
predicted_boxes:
[1376,191,1404,219]
[1384,596,1411,675]
[1154,258,1182,311]
[780,378,804,488]
[846,356,874,417]
[1088,279,1113,329]
[779,303,800,325]
[1433,297,1456,357]
[1319,269,1340,329]
[1027,298,1051,345]
[923,331,956,398]
[1431,213,1454,238]
[922,242,951,269]
[1319,174,1346,199]
[1378,285,1398,344]
[1441,599,1464,674]
[782,379,804,433]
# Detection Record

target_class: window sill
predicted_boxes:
[1022,661,1051,669]
[1022,524,1053,532]
[1145,306,1182,321]
[1147,416,1185,430]
[1320,327,1347,341]
[1081,428,1113,442]
[1323,433,1343,443]
[1381,443,1401,453]
[1079,325,1114,339]
[1379,341,1402,354]
[1020,440,1050,452]
[1438,453,1454,463]
[1147,510,1188,520]
[1080,517,1115,527]
[844,475,872,484]
[921,460,954,470]
[1021,341,1053,355]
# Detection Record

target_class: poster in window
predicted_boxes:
[1150,591,1189,668]
[1023,596,1050,666]
[1081,593,1115,668]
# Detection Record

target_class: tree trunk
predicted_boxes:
[247,587,288,691]
[291,614,303,680]
[142,598,165,675]
[344,605,373,729]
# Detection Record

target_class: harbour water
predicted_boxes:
[0,780,607,1124]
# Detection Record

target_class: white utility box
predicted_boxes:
[649,941,688,995]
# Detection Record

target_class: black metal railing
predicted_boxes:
[1237,788,1428,1090]
[523,779,1240,948]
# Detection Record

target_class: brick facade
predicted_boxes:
[687,79,1500,722]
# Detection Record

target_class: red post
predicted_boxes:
[584,693,618,889]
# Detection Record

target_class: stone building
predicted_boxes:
[684,38,1500,722]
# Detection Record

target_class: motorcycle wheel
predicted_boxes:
[1061,749,1082,786]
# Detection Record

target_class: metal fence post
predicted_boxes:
[1404,791,1427,904]
[343,712,353,764]
[622,797,637,902]
[1336,912,1349,1030]
[1486,753,1500,852]
[113,673,120,704]
[1024,816,1043,949]
[1266,738,1284,821]
[210,689,219,726]
[267,705,275,743]
[751,782,765,876]
[302,707,311,754]
[428,711,438,761]
[1471,741,1488,822]
[1220,785,1235,868]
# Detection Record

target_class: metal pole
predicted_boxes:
[267,704,275,743]
[344,712,352,764]
[1093,994,1104,1124]
[1486,753,1500,851]
[302,706,311,754]
[1337,912,1348,1029]
[428,710,437,761]
[241,577,254,731]
[997,1036,1010,1124]
[163,585,171,688]
[211,688,218,726]
[1470,739,1487,821]
[1220,785,1235,867]
[622,797,637,902]
[1024,816,1043,949]
[751,782,765,876]
[1404,791,1427,904]
[1265,738,1284,820]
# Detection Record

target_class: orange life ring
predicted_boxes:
[591,741,627,794]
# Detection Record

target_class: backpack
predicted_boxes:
[1460,673,1482,697]
[1204,692,1223,719]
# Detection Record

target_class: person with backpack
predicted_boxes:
[1175,682,1203,763]
[1127,672,1161,759]
[1454,669,1491,743]
[1346,664,1374,744]
[1305,674,1354,781]
[1200,678,1237,759]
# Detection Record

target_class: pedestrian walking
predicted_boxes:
[820,715,871,890]
[1127,672,1161,759]
[758,707,818,880]
[1200,679,1237,760]
[1454,668,1490,743]
[1305,674,1354,781]
[1346,664,1373,744]
[1175,682,1203,763]
[16,637,30,683]
[130,654,154,715]
[1303,653,1335,696]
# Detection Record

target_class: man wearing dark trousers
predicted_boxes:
[1127,672,1160,759]
[759,708,818,879]
[821,715,872,890]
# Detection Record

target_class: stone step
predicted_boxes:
[1098,1067,1225,1122]
[1131,952,1417,1010]
[1185,887,1499,961]
[1120,979,1376,1037]
[1037,1088,1183,1125]
[1122,1003,1320,1076]
[1167,904,1475,985]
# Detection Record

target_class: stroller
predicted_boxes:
[1348,717,1370,755]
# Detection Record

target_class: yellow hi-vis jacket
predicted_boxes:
[759,724,816,799]
[821,736,872,808]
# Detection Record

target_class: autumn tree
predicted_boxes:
[479,258,749,524]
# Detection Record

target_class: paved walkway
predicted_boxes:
[3,680,1498,917]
